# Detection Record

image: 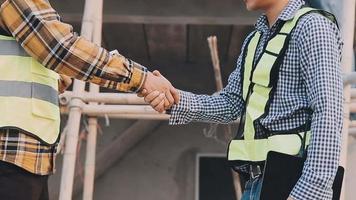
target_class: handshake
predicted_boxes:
[58,70,179,113]
[139,70,180,113]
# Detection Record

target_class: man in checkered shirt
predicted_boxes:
[142,0,343,199]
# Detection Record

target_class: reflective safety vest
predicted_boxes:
[227,7,337,165]
[0,35,60,145]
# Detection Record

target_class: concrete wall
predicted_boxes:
[49,119,236,200]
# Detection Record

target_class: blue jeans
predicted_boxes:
[241,176,263,200]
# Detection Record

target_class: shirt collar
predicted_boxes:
[255,0,305,32]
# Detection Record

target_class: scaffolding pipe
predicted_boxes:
[59,0,96,199]
[83,0,103,199]
[59,92,146,105]
[82,105,161,115]
[339,0,356,199]
[91,113,170,120]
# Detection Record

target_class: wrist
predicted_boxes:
[141,71,152,91]
[130,64,148,93]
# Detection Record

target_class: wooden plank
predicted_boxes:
[145,24,186,62]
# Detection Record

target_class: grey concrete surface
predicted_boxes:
[49,119,235,200]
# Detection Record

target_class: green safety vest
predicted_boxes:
[228,7,337,165]
[0,35,60,145]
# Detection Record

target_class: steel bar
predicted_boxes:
[82,0,103,199]
[59,0,96,199]
[60,91,146,105]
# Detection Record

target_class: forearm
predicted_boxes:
[0,0,147,92]
[168,56,245,125]
[169,90,243,125]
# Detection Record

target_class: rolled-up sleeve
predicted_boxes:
[0,0,147,92]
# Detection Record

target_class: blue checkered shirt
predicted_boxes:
[169,0,343,199]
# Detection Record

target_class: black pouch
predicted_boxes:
[260,151,344,200]
[260,117,344,200]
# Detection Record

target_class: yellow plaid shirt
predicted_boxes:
[0,0,148,175]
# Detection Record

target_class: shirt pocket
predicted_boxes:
[30,60,60,120]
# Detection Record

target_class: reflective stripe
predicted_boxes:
[0,39,29,57]
[280,7,316,34]
[0,80,58,105]
[228,132,311,162]
[244,84,272,140]
[242,32,261,100]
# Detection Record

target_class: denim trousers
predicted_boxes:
[241,176,263,200]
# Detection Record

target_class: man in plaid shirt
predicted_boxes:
[0,0,179,199]
[142,0,343,199]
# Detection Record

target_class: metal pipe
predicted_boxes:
[59,0,96,198]
[60,91,146,105]
[92,113,170,120]
[82,105,161,115]
[83,0,103,198]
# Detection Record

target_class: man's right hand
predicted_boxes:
[141,70,179,112]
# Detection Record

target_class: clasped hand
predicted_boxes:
[140,70,180,113]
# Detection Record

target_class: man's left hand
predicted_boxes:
[58,74,72,94]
